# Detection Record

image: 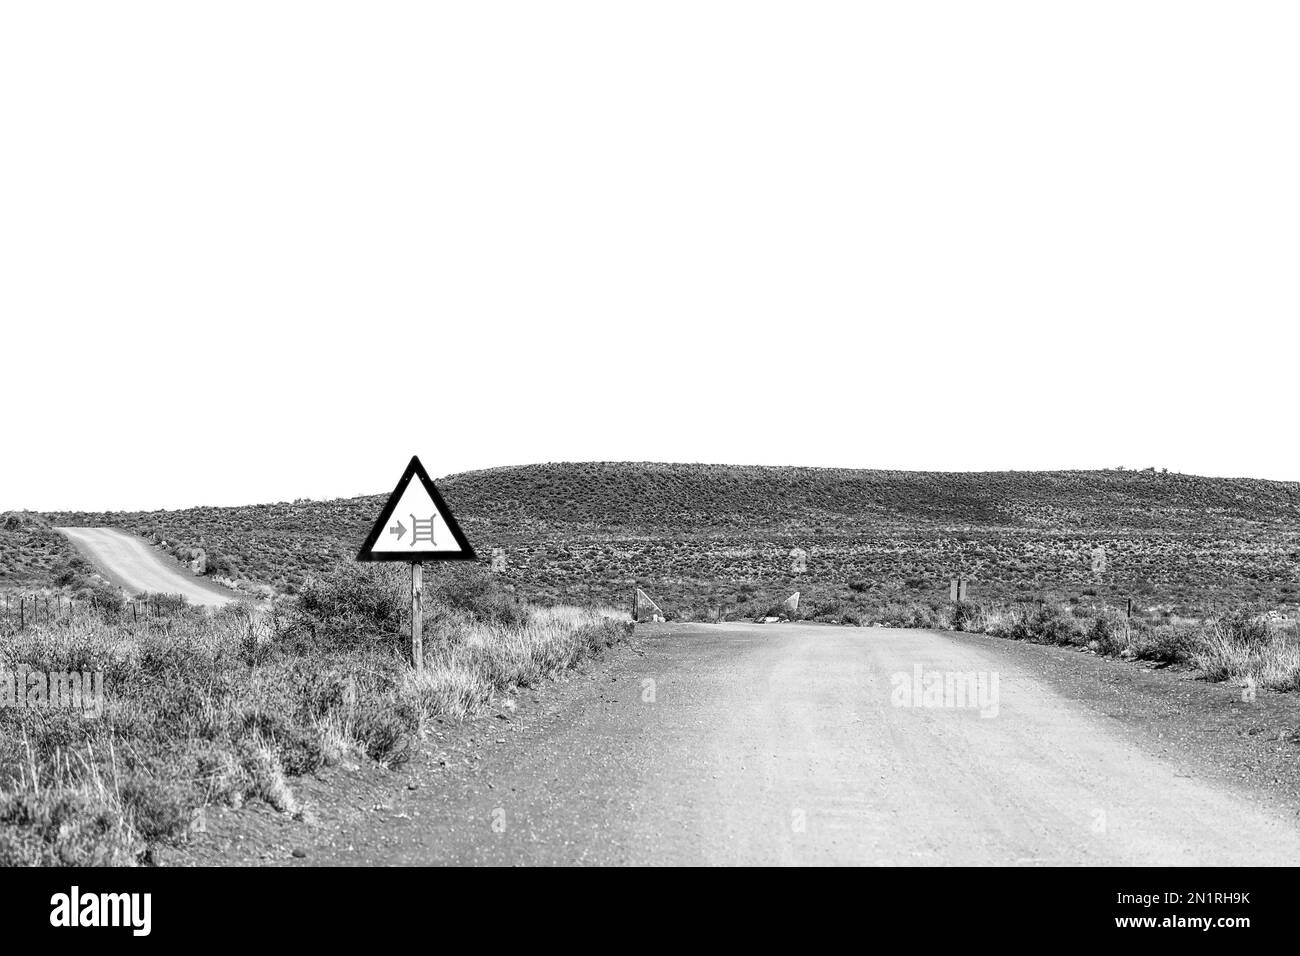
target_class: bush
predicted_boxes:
[1128,622,1199,664]
[240,710,324,776]
[354,704,415,767]
[949,602,981,632]
[1214,610,1274,650]
[872,602,938,628]
[82,582,125,615]
[51,556,91,588]
[296,565,403,638]
[204,547,236,577]
[119,776,191,843]
[978,606,1016,638]
[1001,602,1083,645]
[429,567,529,628]
[757,599,803,622]
[0,792,137,867]
[1085,609,1129,655]
[1190,614,1300,690]
[1024,600,1086,647]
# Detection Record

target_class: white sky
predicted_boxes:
[2,2,1298,511]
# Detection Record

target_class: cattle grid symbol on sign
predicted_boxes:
[357,455,478,671]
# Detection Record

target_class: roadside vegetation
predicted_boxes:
[734,588,1300,693]
[953,600,1300,693]
[0,566,629,866]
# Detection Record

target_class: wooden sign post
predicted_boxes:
[356,456,477,672]
[410,563,423,671]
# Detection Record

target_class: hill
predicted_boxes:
[31,463,1300,617]
[0,512,84,588]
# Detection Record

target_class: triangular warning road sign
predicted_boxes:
[356,456,477,562]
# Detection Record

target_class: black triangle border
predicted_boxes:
[356,455,478,562]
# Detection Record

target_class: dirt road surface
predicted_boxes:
[57,527,236,607]
[265,622,1300,866]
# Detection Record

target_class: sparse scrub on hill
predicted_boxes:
[2,521,113,610]
[0,566,629,866]
[0,513,84,589]
[34,464,1300,617]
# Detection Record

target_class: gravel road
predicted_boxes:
[277,621,1300,866]
[57,527,236,607]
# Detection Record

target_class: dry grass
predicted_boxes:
[941,600,1300,693]
[0,568,631,866]
[1189,618,1300,691]
[404,605,630,721]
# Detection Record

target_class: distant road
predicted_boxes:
[57,527,235,607]
[308,622,1300,866]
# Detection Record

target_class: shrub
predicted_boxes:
[429,567,529,628]
[872,602,938,628]
[296,565,403,639]
[1029,602,1084,645]
[756,598,803,622]
[240,710,324,776]
[204,547,236,577]
[1214,610,1274,650]
[1128,622,1199,664]
[0,792,137,867]
[353,706,415,768]
[979,606,1017,638]
[949,602,982,632]
[1085,609,1129,655]
[119,776,191,843]
[236,738,298,815]
[51,556,91,588]
[1190,614,1300,690]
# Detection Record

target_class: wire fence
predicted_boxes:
[0,593,188,633]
